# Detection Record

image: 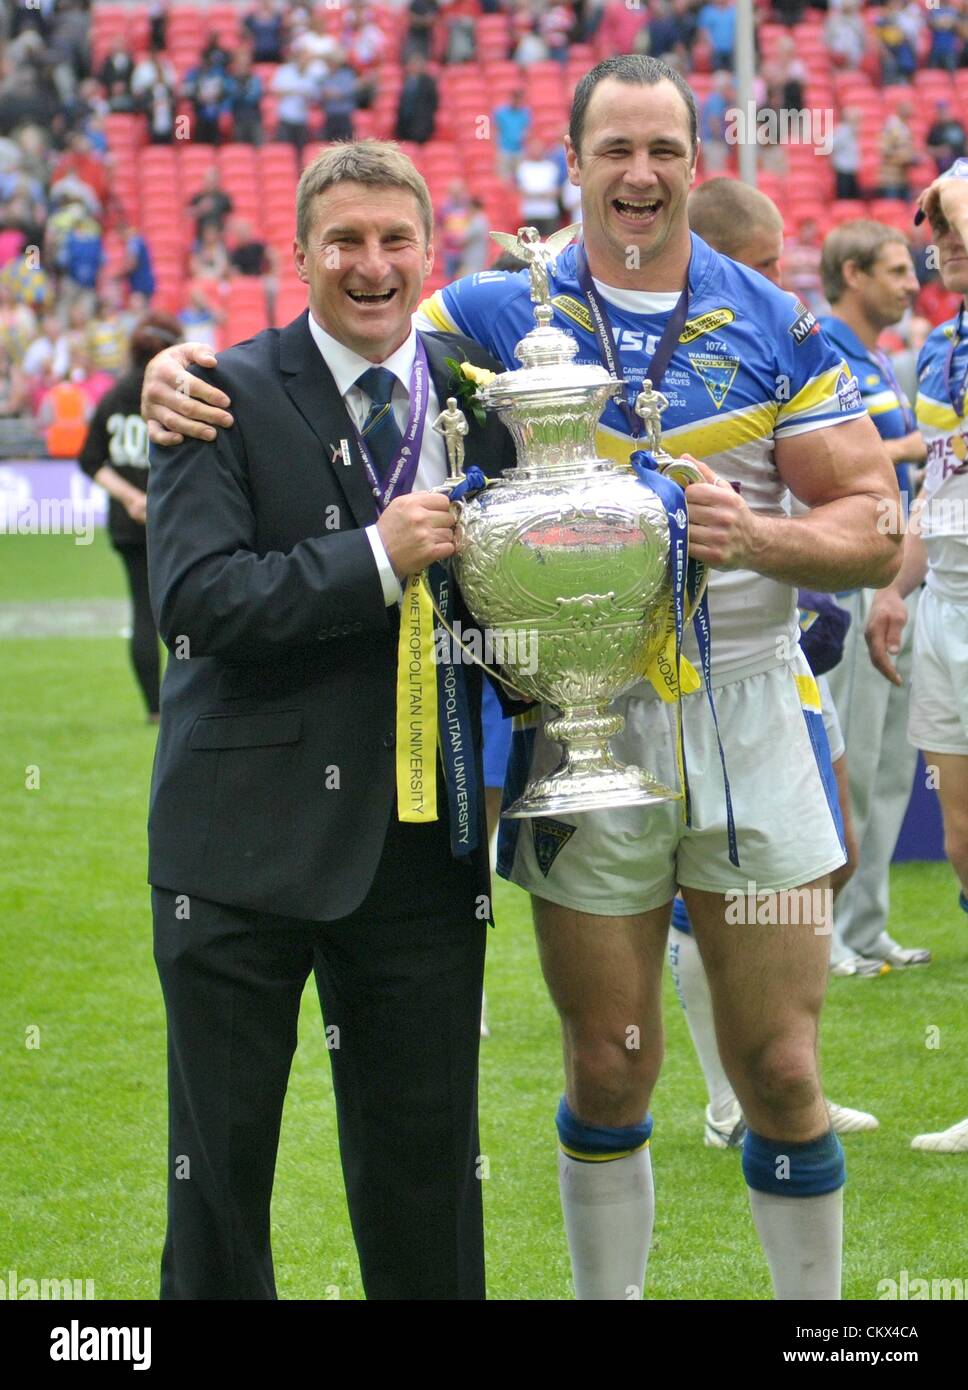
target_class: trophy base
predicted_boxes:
[503,764,681,819]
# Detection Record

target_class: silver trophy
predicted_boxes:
[444,226,707,819]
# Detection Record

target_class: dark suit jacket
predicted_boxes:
[146,311,516,922]
[394,74,439,144]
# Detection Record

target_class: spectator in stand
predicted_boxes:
[271,46,319,151]
[188,168,233,240]
[97,33,134,107]
[826,0,866,72]
[540,2,575,64]
[178,283,224,347]
[78,312,186,723]
[699,71,732,175]
[876,0,918,85]
[599,0,648,56]
[832,109,862,201]
[60,210,104,296]
[926,2,962,71]
[133,54,177,144]
[646,1,679,62]
[245,1,285,64]
[149,1,168,54]
[118,218,156,301]
[201,32,233,73]
[85,294,128,376]
[320,48,358,142]
[0,343,29,416]
[403,0,439,63]
[0,277,37,363]
[394,54,438,145]
[515,136,561,239]
[21,310,69,389]
[926,100,967,177]
[460,195,490,277]
[697,0,736,72]
[782,215,826,316]
[879,103,917,200]
[293,12,340,73]
[189,222,231,283]
[763,34,806,112]
[438,179,474,280]
[228,217,277,279]
[226,50,264,145]
[51,130,108,213]
[342,0,387,71]
[183,50,231,145]
[48,0,91,108]
[494,88,531,179]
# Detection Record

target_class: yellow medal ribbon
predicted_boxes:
[396,572,438,822]
[640,602,700,824]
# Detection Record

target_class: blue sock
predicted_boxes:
[743,1128,845,1196]
[556,1097,653,1161]
[670,896,692,935]
[959,890,968,916]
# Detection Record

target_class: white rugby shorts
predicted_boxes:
[908,585,968,756]
[498,653,846,915]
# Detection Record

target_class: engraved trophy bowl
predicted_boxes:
[440,227,701,819]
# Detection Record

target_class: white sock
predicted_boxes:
[558,1146,654,1300]
[669,926,736,1119]
[748,1188,843,1299]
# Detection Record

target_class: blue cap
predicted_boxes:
[915,157,968,226]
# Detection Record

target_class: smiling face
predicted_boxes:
[566,77,698,289]
[851,240,919,329]
[294,182,434,362]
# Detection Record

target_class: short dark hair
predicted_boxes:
[569,55,698,157]
[820,219,908,303]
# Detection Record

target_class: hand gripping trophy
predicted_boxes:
[443,225,707,816]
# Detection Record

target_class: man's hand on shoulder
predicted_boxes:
[377,492,457,577]
[142,342,235,446]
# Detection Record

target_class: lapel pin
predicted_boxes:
[339,438,352,468]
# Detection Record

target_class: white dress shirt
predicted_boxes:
[306,310,447,605]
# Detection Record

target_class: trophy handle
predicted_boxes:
[656,458,709,621]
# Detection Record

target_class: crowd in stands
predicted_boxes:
[0,0,967,447]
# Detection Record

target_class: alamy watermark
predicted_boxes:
[0,497,96,545]
[725,880,833,935]
[725,102,833,157]
[878,1269,966,1300]
[434,621,538,676]
[0,1268,95,1299]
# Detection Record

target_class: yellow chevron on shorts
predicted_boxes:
[795,673,822,712]
[418,291,458,333]
[559,1138,651,1162]
[916,393,962,433]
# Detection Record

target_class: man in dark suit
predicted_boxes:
[146,141,515,1300]
[394,54,439,145]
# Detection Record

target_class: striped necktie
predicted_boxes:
[355,365,403,482]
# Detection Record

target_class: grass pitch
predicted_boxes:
[1,532,966,1300]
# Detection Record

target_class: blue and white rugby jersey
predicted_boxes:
[819,314,917,500]
[419,233,866,680]
[915,309,968,603]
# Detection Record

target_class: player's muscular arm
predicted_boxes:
[686,415,901,589]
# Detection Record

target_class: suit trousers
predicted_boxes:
[153,813,487,1301]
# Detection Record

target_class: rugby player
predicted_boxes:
[141,57,902,1298]
[867,166,968,1155]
